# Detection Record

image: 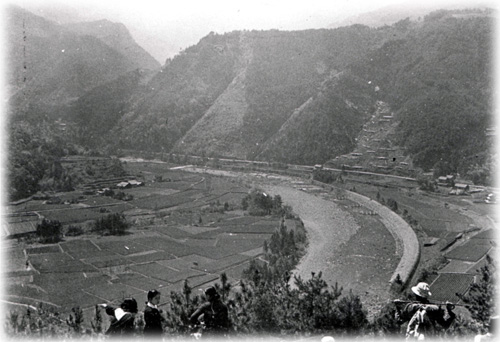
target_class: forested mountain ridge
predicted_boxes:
[6,5,159,121]
[63,20,160,71]
[6,7,495,200]
[104,26,390,157]
[348,10,494,174]
[97,9,493,172]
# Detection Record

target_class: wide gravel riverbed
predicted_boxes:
[266,185,361,286]
[176,168,399,315]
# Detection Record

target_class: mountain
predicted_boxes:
[6,6,495,201]
[96,9,492,173]
[329,1,492,28]
[100,26,387,159]
[6,5,159,120]
[63,20,160,71]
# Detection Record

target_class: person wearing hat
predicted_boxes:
[143,289,166,336]
[189,286,230,336]
[99,297,138,336]
[398,282,456,339]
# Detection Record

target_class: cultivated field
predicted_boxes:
[3,159,496,323]
[3,164,289,320]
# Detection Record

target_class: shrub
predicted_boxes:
[36,219,63,243]
[92,213,129,236]
[65,225,84,237]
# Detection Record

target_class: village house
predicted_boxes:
[449,183,470,195]
[438,174,455,187]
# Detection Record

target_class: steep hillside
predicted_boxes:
[6,5,154,120]
[347,9,494,174]
[112,26,386,157]
[6,6,494,191]
[64,20,160,71]
[108,31,243,152]
[256,72,375,164]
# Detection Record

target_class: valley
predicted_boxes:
[3,3,496,338]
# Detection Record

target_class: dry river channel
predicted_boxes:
[175,167,402,317]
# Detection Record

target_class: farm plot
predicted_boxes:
[472,229,496,240]
[241,247,264,257]
[94,240,154,256]
[438,259,476,273]
[96,203,135,215]
[84,282,143,302]
[123,186,179,199]
[41,207,105,224]
[26,245,62,255]
[183,238,217,248]
[215,234,268,253]
[85,255,134,268]
[191,245,249,260]
[129,189,203,210]
[4,248,28,272]
[213,192,247,205]
[125,251,175,264]
[191,228,225,239]
[466,255,493,274]
[111,273,170,292]
[218,216,261,226]
[82,196,124,206]
[430,273,475,303]
[465,238,495,246]
[32,258,98,273]
[77,249,118,262]
[176,225,221,235]
[220,224,278,234]
[49,289,103,310]
[445,242,492,262]
[191,254,250,274]
[127,262,205,283]
[183,274,220,289]
[161,180,203,191]
[32,273,110,291]
[153,225,196,239]
[157,255,216,271]
[6,283,53,304]
[60,239,101,258]
[133,236,197,257]
[224,261,252,279]
[169,200,208,210]
[20,200,63,211]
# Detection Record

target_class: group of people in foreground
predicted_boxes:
[99,286,228,338]
[98,282,495,340]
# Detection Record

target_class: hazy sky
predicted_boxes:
[8,0,498,63]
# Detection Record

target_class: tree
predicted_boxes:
[457,255,496,328]
[433,160,454,179]
[417,174,436,192]
[92,213,130,236]
[36,219,63,243]
[386,198,398,212]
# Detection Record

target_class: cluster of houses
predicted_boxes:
[436,174,477,196]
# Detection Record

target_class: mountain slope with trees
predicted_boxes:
[348,10,494,175]
[64,19,160,71]
[6,5,159,121]
[6,7,495,201]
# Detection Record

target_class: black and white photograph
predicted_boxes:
[1,0,497,340]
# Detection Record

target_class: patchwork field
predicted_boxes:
[4,160,496,322]
[4,166,289,316]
